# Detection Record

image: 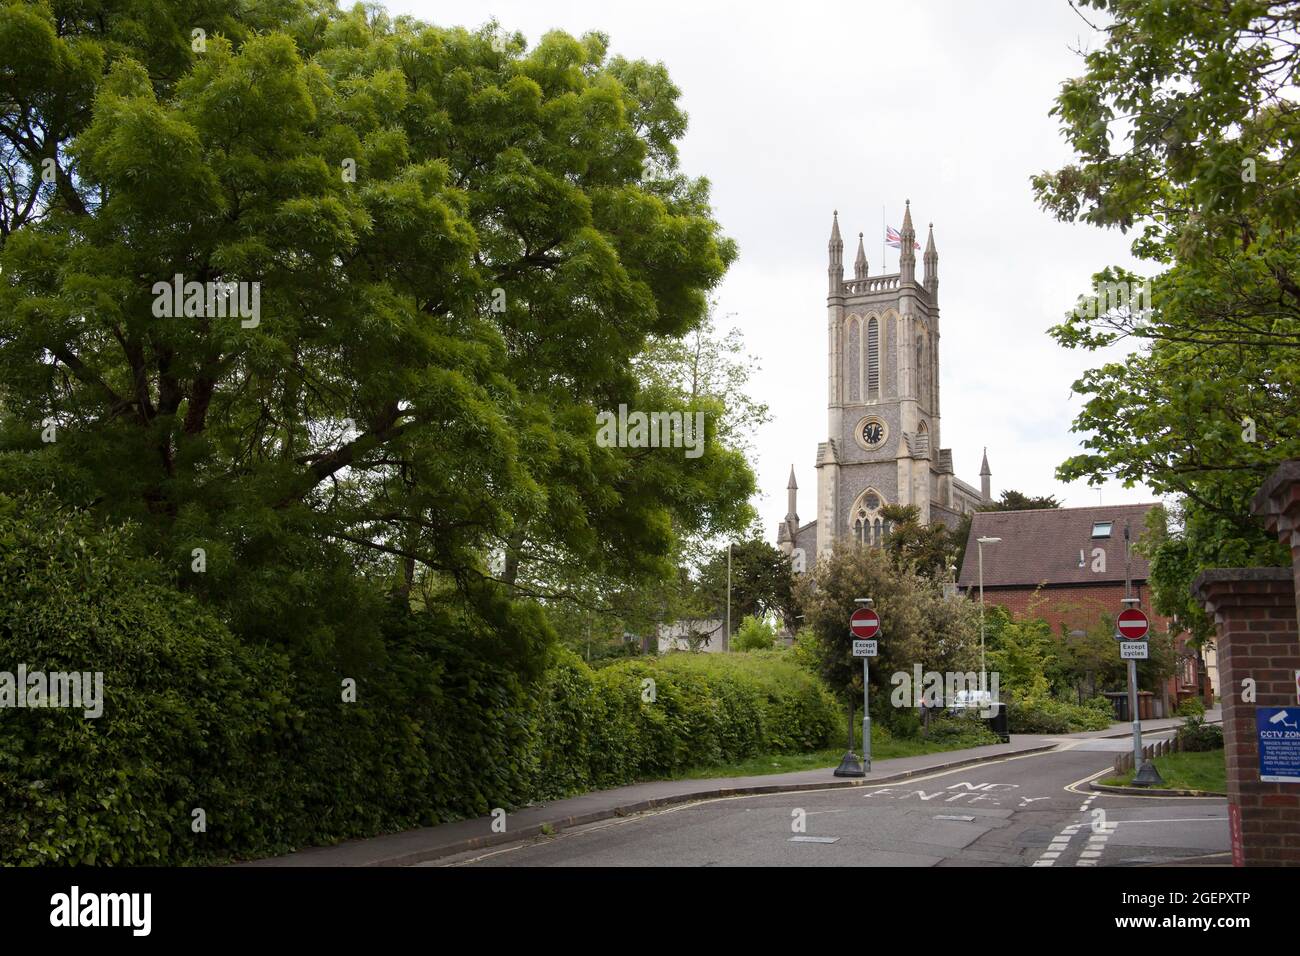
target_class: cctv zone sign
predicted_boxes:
[1256,707,1300,783]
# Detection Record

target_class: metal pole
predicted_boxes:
[1122,524,1162,785]
[978,541,986,687]
[726,542,732,653]
[863,656,871,771]
[1128,657,1143,766]
[1126,525,1141,765]
[836,598,873,778]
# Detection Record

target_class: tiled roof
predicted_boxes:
[956,503,1159,588]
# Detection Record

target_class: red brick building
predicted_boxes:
[956,503,1213,713]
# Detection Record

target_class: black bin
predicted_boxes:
[984,702,1010,743]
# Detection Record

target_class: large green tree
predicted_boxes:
[695,536,795,638]
[983,490,1061,512]
[494,307,766,655]
[1031,0,1297,627]
[880,503,959,579]
[0,2,748,674]
[793,541,981,717]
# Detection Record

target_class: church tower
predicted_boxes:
[780,201,989,569]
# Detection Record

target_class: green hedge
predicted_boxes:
[0,495,296,864]
[0,494,837,864]
[1007,693,1114,734]
[577,651,838,785]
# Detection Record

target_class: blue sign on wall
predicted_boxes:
[1257,707,1300,784]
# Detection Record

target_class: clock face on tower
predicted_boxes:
[855,416,888,451]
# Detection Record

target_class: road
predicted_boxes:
[428,730,1230,868]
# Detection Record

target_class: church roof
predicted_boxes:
[956,503,1159,589]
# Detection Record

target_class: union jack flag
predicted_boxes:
[885,225,919,250]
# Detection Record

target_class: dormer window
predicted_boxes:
[1091,521,1112,538]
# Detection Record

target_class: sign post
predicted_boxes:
[1116,597,1163,786]
[833,603,877,779]
[850,603,880,772]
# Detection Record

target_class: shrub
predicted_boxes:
[731,615,777,651]
[885,706,922,738]
[925,715,1000,746]
[1085,695,1116,715]
[1007,693,1114,734]
[1176,715,1223,752]
[1176,696,1206,718]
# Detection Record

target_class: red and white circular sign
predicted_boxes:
[1117,607,1150,640]
[849,607,880,639]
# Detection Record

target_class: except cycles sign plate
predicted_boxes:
[852,639,878,658]
[1116,607,1150,641]
[1119,641,1149,660]
[849,608,880,639]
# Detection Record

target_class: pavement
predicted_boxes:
[245,709,1219,868]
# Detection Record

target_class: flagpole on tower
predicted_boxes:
[881,204,886,274]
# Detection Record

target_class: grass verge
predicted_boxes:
[1100,748,1226,792]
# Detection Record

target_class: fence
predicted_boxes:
[1112,733,1184,776]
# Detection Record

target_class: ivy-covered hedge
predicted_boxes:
[0,495,837,865]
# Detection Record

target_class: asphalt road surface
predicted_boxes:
[428,731,1230,868]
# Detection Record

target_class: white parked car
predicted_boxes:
[947,690,995,713]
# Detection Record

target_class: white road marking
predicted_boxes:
[1112,817,1228,825]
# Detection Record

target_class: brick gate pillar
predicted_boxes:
[1190,460,1300,866]
[1192,569,1298,865]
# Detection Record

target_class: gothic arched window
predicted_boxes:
[867,318,880,397]
[850,489,886,548]
[847,318,861,403]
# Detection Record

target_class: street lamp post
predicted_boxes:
[725,541,732,653]
[977,536,1001,695]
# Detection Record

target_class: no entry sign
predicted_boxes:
[1116,607,1149,641]
[849,607,880,639]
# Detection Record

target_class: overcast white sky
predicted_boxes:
[390,0,1161,536]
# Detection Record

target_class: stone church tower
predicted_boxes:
[777,202,990,571]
